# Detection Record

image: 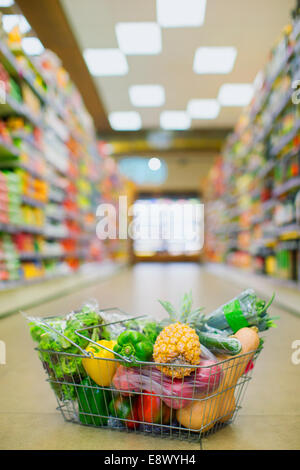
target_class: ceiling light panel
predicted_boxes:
[160,111,191,130]
[193,47,237,74]
[22,37,44,56]
[157,0,207,28]
[115,22,162,55]
[83,49,128,76]
[218,83,254,106]
[187,99,220,119]
[0,1,14,6]
[108,111,142,131]
[129,85,165,107]
[2,14,31,34]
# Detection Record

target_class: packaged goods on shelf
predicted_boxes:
[0,16,128,289]
[204,14,300,285]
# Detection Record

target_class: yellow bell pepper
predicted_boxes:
[82,340,117,386]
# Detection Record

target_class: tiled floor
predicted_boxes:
[0,263,299,450]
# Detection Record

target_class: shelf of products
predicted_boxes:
[0,17,128,288]
[204,14,300,285]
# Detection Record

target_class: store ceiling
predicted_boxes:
[17,0,295,138]
[60,0,294,131]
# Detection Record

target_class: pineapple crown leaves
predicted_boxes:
[158,291,205,328]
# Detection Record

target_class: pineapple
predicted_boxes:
[153,321,201,378]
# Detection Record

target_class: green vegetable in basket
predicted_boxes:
[26,303,110,401]
[109,395,139,429]
[142,322,162,343]
[204,290,277,333]
[113,330,153,366]
[197,330,242,355]
[77,377,112,427]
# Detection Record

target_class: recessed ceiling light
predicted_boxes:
[187,99,220,119]
[157,0,206,28]
[193,47,237,74]
[148,157,161,171]
[218,83,254,106]
[0,1,14,7]
[115,22,161,55]
[2,14,31,34]
[108,111,142,131]
[160,111,191,130]
[129,85,165,107]
[22,37,44,56]
[83,49,128,76]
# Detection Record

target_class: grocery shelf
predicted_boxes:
[0,222,42,234]
[246,41,298,127]
[278,223,300,237]
[273,176,300,197]
[204,16,300,286]
[0,23,130,292]
[0,271,71,291]
[18,250,87,261]
[261,198,277,212]
[270,119,300,157]
[0,40,48,105]
[0,136,20,157]
[22,195,46,208]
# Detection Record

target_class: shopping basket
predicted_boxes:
[34,310,259,444]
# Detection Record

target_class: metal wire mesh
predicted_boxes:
[36,320,259,444]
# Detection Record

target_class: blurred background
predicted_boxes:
[0,0,299,309]
[1,0,300,453]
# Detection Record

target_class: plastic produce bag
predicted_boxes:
[112,361,223,410]
[205,289,276,333]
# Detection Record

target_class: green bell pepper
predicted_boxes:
[77,377,112,426]
[113,330,153,366]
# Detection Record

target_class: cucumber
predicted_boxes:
[197,330,242,356]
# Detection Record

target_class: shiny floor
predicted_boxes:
[0,263,299,450]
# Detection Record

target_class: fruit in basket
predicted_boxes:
[77,377,112,427]
[176,327,260,431]
[153,322,201,378]
[82,340,117,386]
[137,392,171,424]
[113,330,153,366]
[109,396,139,430]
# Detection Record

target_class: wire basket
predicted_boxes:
[34,312,259,444]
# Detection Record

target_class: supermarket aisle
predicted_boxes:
[0,263,300,450]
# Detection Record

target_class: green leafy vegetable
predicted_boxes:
[27,303,110,401]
